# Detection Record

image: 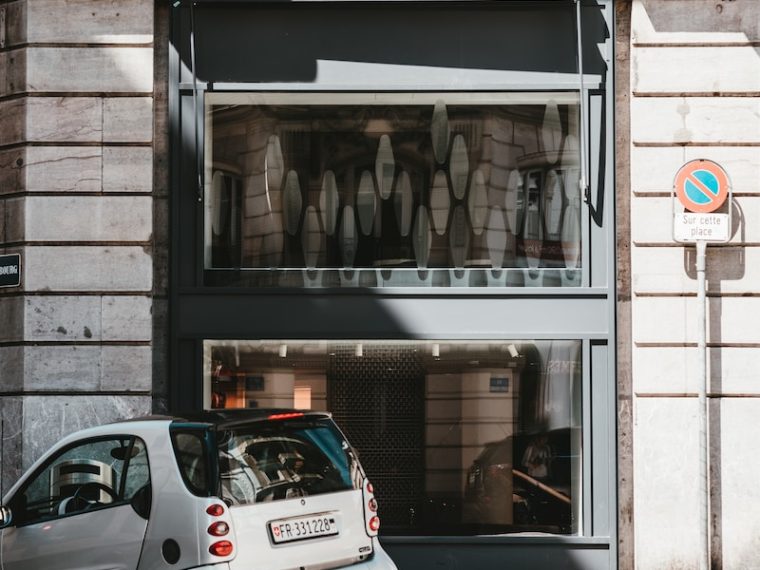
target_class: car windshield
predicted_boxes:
[216,416,360,506]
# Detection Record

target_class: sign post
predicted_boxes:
[672,159,732,570]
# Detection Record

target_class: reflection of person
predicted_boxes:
[211,391,226,409]
[521,435,552,480]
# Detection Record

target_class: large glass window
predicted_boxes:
[205,93,582,288]
[203,340,582,536]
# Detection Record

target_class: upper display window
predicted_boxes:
[205,93,582,288]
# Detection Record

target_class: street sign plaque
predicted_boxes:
[0,254,21,288]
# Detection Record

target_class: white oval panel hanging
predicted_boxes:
[319,170,340,236]
[430,170,451,236]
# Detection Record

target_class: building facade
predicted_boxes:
[0,1,759,568]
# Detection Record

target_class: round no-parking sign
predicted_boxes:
[672,159,732,243]
[674,159,730,214]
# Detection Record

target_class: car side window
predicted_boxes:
[171,430,210,496]
[11,436,150,527]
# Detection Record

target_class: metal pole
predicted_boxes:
[696,239,709,570]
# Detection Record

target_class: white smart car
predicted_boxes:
[0,410,397,570]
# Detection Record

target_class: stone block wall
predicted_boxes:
[629,1,760,567]
[0,0,158,494]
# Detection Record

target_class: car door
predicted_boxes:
[1,436,152,570]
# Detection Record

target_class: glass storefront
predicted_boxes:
[203,340,582,536]
[205,94,582,288]
[172,1,615,566]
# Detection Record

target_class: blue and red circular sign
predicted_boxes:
[674,159,730,213]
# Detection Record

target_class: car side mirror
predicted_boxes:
[0,505,13,529]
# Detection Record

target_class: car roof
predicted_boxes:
[117,409,332,429]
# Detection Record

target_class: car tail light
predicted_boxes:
[208,522,230,536]
[206,504,225,517]
[209,540,234,557]
[268,412,304,421]
[368,516,380,532]
[362,479,380,537]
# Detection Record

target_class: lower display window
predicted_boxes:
[203,339,582,536]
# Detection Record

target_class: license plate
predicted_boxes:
[269,513,339,544]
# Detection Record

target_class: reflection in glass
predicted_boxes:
[449,205,469,269]
[375,135,395,200]
[206,94,582,287]
[394,171,414,237]
[339,206,357,268]
[486,206,507,269]
[543,170,564,241]
[282,170,302,236]
[204,339,582,537]
[561,135,582,273]
[468,169,488,236]
[265,135,284,195]
[521,171,543,270]
[413,205,432,269]
[356,170,376,236]
[301,206,322,269]
[431,100,450,165]
[449,135,469,200]
[319,170,340,236]
[430,170,451,236]
[541,100,562,165]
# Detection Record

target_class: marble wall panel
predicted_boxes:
[632,246,760,295]
[631,196,760,244]
[719,398,760,569]
[633,47,760,93]
[21,395,151,471]
[631,147,760,195]
[24,196,152,242]
[632,97,760,145]
[634,397,700,569]
[632,0,760,45]
[23,147,102,193]
[633,296,760,345]
[26,48,153,93]
[0,397,24,497]
[23,246,152,292]
[633,346,760,395]
[26,0,153,44]
[0,347,24,392]
[15,345,152,392]
[0,297,24,342]
[102,147,153,192]
[102,97,153,143]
